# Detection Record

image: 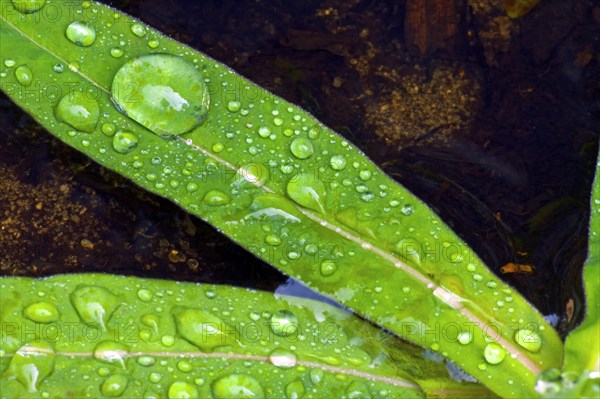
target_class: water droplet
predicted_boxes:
[393,238,422,267]
[457,331,473,345]
[514,329,541,353]
[308,126,320,139]
[6,342,55,393]
[268,348,297,368]
[359,170,372,181]
[173,307,232,351]
[110,47,124,58]
[70,285,120,330]
[149,372,162,383]
[177,360,193,372]
[346,381,371,399]
[137,356,155,367]
[112,131,138,154]
[148,39,159,49]
[472,274,483,281]
[55,92,100,133]
[265,235,281,246]
[161,335,175,347]
[212,142,224,153]
[15,65,33,86]
[203,190,231,206]
[535,368,562,396]
[131,23,146,37]
[320,260,337,276]
[4,59,16,67]
[258,126,271,138]
[227,100,241,112]
[11,0,46,14]
[285,380,305,399]
[168,381,198,398]
[310,369,324,384]
[101,374,128,397]
[211,374,264,399]
[483,343,505,364]
[401,204,414,216]
[186,182,199,193]
[235,163,270,187]
[270,310,298,337]
[137,289,153,302]
[112,54,209,137]
[286,173,326,213]
[94,341,129,368]
[290,137,314,159]
[23,302,59,323]
[66,21,97,47]
[101,123,116,136]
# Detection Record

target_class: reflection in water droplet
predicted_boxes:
[112,54,209,137]
[457,331,473,345]
[131,23,147,37]
[94,341,129,368]
[211,374,264,399]
[286,173,326,214]
[290,137,314,159]
[203,190,231,206]
[514,329,542,353]
[112,131,138,154]
[270,310,298,337]
[310,369,324,384]
[11,0,46,14]
[101,374,129,397]
[15,65,33,86]
[70,285,120,330]
[401,204,414,216]
[268,348,297,368]
[483,343,505,364]
[168,381,198,398]
[66,21,97,47]
[55,92,100,133]
[53,63,65,73]
[23,302,59,323]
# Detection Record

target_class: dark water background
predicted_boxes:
[1,0,599,336]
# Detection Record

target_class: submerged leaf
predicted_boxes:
[0,1,562,396]
[0,273,494,398]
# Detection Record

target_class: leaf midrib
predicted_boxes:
[0,4,542,376]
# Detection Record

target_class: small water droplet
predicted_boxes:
[168,381,198,398]
[212,142,224,153]
[147,39,159,48]
[211,374,264,399]
[401,204,414,216]
[203,190,231,206]
[55,92,100,133]
[320,260,337,276]
[457,331,473,345]
[286,173,326,213]
[186,182,199,193]
[110,47,124,58]
[112,54,209,137]
[131,23,147,37]
[270,310,298,337]
[227,100,241,112]
[4,59,16,67]
[14,65,33,86]
[101,123,116,136]
[359,170,372,181]
[137,356,155,367]
[137,289,153,302]
[112,131,138,154]
[514,329,541,352]
[346,381,371,399]
[70,285,120,330]
[23,302,59,323]
[268,348,297,368]
[285,380,305,399]
[11,0,46,14]
[66,21,97,47]
[290,137,314,159]
[265,235,281,246]
[483,343,506,364]
[310,369,324,384]
[101,374,128,397]
[258,126,271,138]
[329,154,347,170]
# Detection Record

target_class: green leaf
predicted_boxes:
[0,1,562,396]
[0,273,495,398]
[538,149,600,398]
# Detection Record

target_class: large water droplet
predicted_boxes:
[203,190,231,206]
[346,381,371,399]
[168,381,198,399]
[268,348,297,368]
[112,54,209,137]
[6,342,55,393]
[393,238,422,267]
[15,65,33,86]
[66,21,97,47]
[285,380,305,399]
[483,343,505,364]
[514,329,541,353]
[93,341,129,368]
[290,137,314,159]
[173,307,232,351]
[11,0,45,13]
[112,131,138,154]
[131,23,147,37]
[286,173,326,213]
[320,260,337,276]
[100,374,129,397]
[55,92,100,133]
[70,285,120,330]
[23,302,59,323]
[457,331,473,345]
[211,374,264,399]
[270,310,298,337]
